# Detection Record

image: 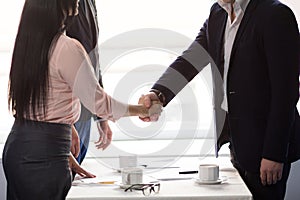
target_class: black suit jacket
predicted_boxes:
[152,0,300,172]
[67,0,102,121]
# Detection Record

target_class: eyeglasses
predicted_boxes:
[124,183,160,196]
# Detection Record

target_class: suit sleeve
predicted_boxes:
[262,4,300,162]
[152,19,211,106]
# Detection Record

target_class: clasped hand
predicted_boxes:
[138,92,162,122]
[139,100,163,121]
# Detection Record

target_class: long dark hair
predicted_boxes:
[8,0,78,121]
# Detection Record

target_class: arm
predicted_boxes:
[260,4,299,185]
[139,20,210,121]
[152,19,210,106]
[57,39,160,121]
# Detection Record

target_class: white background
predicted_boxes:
[0,0,299,143]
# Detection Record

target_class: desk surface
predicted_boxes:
[67,156,252,200]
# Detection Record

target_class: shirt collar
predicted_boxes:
[218,0,250,13]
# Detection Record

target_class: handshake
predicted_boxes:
[127,91,163,121]
[138,92,163,122]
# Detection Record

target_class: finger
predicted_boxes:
[79,169,96,178]
[102,131,112,150]
[96,142,106,150]
[260,171,267,186]
[139,117,151,122]
[102,140,112,150]
[77,171,85,177]
[97,134,108,149]
[75,168,85,176]
[102,131,108,144]
[138,95,145,105]
[86,173,96,178]
[266,171,273,185]
[94,138,100,144]
[272,172,278,184]
[143,95,152,108]
[74,144,80,158]
[102,144,109,150]
[96,138,110,149]
[95,134,103,145]
[96,140,105,149]
[95,140,105,149]
[150,114,159,121]
[277,170,282,181]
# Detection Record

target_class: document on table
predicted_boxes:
[72,176,120,186]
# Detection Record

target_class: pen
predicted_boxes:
[179,170,198,174]
[98,181,116,184]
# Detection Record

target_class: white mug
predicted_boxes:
[121,167,143,185]
[119,155,137,169]
[199,164,219,181]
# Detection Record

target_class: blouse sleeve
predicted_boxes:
[55,36,128,121]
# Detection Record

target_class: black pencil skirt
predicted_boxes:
[2,119,72,200]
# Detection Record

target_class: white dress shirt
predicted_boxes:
[218,0,250,111]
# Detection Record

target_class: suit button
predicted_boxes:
[229,91,236,95]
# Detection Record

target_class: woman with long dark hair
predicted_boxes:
[2,0,160,199]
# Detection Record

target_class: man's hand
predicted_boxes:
[95,120,112,150]
[138,92,161,122]
[69,154,96,178]
[260,158,283,186]
[71,125,80,158]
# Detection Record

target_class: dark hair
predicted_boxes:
[8,0,78,121]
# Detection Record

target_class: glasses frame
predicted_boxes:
[124,183,161,196]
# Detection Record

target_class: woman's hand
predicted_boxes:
[71,125,80,158]
[127,101,162,119]
[69,154,96,178]
[95,120,113,150]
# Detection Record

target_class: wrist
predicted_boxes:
[94,115,107,122]
[150,89,166,105]
[127,104,148,117]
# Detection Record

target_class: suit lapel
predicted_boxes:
[230,0,259,63]
[217,10,228,76]
[209,6,228,77]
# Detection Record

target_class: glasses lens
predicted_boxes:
[153,184,160,193]
[142,186,152,196]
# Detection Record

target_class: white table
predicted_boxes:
[67,156,253,200]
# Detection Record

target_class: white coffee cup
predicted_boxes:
[119,155,137,169]
[199,164,219,181]
[121,167,143,185]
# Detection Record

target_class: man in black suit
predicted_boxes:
[140,0,300,199]
[67,0,113,172]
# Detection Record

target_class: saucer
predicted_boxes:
[194,178,223,185]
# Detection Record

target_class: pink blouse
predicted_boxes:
[31,34,127,124]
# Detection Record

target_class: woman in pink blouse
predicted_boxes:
[2,0,160,199]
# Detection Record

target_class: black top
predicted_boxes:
[67,0,102,121]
